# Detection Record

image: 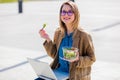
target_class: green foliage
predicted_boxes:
[0,0,17,3]
[0,0,27,3]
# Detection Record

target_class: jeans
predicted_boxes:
[34,77,69,80]
[34,77,44,80]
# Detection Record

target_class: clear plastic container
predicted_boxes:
[62,47,78,60]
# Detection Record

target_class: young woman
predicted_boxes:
[39,1,96,80]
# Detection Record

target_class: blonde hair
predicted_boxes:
[59,1,80,33]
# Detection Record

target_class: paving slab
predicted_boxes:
[0,0,120,80]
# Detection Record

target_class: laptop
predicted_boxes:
[27,58,69,80]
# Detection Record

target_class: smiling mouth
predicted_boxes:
[64,18,71,20]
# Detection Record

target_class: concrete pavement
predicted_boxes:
[0,0,120,80]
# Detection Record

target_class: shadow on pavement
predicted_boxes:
[0,55,47,72]
[92,22,120,32]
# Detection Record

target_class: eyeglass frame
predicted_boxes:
[60,10,74,16]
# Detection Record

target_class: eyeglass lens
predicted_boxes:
[61,10,73,16]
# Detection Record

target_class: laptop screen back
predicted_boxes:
[27,58,57,80]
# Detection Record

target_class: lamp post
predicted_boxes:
[18,0,23,13]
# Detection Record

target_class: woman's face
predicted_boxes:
[60,4,75,25]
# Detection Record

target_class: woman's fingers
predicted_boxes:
[39,29,50,40]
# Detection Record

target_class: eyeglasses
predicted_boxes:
[61,10,74,16]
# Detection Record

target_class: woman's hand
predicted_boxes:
[39,29,51,42]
